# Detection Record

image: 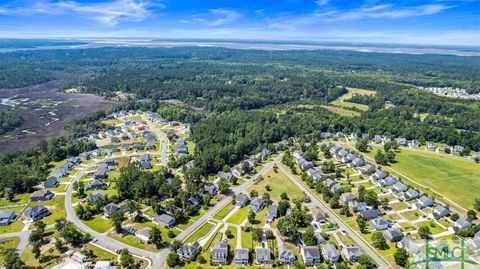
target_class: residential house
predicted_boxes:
[93,149,105,157]
[426,142,435,149]
[211,239,228,265]
[342,247,362,263]
[255,246,271,264]
[416,196,434,209]
[454,218,472,230]
[412,140,420,147]
[350,133,358,140]
[24,205,50,221]
[0,210,16,226]
[404,189,420,201]
[145,142,155,150]
[177,241,201,261]
[330,183,343,194]
[433,205,450,219]
[383,229,404,242]
[342,153,357,163]
[349,201,368,212]
[392,182,409,193]
[398,238,420,253]
[298,158,313,171]
[236,193,250,208]
[336,131,345,138]
[454,145,464,153]
[349,157,365,168]
[339,192,357,205]
[321,244,339,264]
[30,190,54,202]
[472,231,480,248]
[379,176,397,188]
[234,248,249,265]
[301,246,322,265]
[370,219,392,231]
[250,197,264,213]
[383,136,392,144]
[188,197,201,210]
[87,179,105,190]
[278,244,296,264]
[373,135,382,143]
[95,164,108,180]
[154,214,176,228]
[121,144,130,152]
[216,171,233,181]
[293,150,303,159]
[370,170,388,181]
[87,192,105,204]
[43,178,59,188]
[135,227,152,241]
[266,204,278,224]
[315,233,326,244]
[93,261,116,269]
[397,137,407,146]
[231,167,244,178]
[204,184,217,196]
[140,160,152,170]
[360,164,376,175]
[311,208,326,223]
[324,178,336,188]
[107,146,118,154]
[103,203,127,218]
[140,153,151,162]
[361,209,382,220]
[133,143,143,151]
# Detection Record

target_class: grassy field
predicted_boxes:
[366,147,480,210]
[107,231,158,252]
[321,105,361,117]
[226,206,249,225]
[0,237,20,264]
[185,222,215,243]
[84,243,118,261]
[330,87,376,111]
[247,168,305,201]
[241,229,253,249]
[83,215,113,233]
[213,203,235,220]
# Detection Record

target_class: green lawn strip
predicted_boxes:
[400,210,423,222]
[398,222,417,233]
[240,229,253,250]
[321,105,360,117]
[226,225,237,251]
[253,207,268,227]
[415,220,446,235]
[213,203,235,220]
[0,193,30,206]
[84,243,118,261]
[0,237,20,264]
[185,222,216,243]
[107,231,158,252]
[385,214,401,221]
[226,206,249,225]
[438,219,453,228]
[389,202,410,211]
[247,168,305,201]
[82,215,113,233]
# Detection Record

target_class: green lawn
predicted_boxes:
[0,237,20,264]
[247,168,304,201]
[330,87,376,112]
[84,243,118,261]
[390,202,410,211]
[227,206,249,225]
[367,148,480,210]
[107,231,158,252]
[401,210,423,221]
[185,222,215,243]
[241,229,253,250]
[416,220,447,235]
[213,203,235,220]
[0,193,30,206]
[132,221,179,242]
[321,105,361,117]
[83,215,113,233]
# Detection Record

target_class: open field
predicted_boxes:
[226,206,249,225]
[321,105,360,117]
[185,222,215,243]
[84,243,118,261]
[330,87,376,111]
[247,168,305,201]
[83,215,113,233]
[213,203,235,220]
[365,146,480,210]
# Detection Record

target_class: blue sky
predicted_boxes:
[0,0,478,45]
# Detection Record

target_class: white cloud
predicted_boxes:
[207,8,242,26]
[315,0,329,6]
[0,0,160,26]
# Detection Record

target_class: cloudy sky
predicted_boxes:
[0,0,478,46]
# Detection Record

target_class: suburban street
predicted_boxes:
[278,164,391,269]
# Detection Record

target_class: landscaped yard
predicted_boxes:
[185,222,216,243]
[28,195,66,227]
[241,229,253,249]
[401,210,423,221]
[389,202,410,211]
[247,168,304,201]
[416,220,447,235]
[213,203,235,220]
[107,231,158,252]
[84,243,118,261]
[226,206,249,225]
[0,237,20,264]
[83,215,113,233]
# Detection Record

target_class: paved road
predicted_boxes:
[156,155,282,266]
[278,164,390,269]
[0,230,29,254]
[143,116,169,166]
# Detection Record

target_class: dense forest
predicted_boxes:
[0,109,23,134]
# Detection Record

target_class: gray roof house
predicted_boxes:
[349,157,365,168]
[0,210,16,226]
[204,184,217,196]
[427,142,435,149]
[361,209,382,220]
[278,245,296,264]
[324,178,336,188]
[24,205,50,221]
[331,183,343,194]
[250,197,264,213]
[88,191,105,204]
[397,137,407,146]
[371,170,388,181]
[454,145,464,152]
[255,246,271,264]
[216,171,233,181]
[454,218,472,231]
[370,219,392,231]
[311,208,326,223]
[398,238,420,253]
[87,179,105,190]
[339,192,357,204]
[43,178,59,188]
[302,246,322,265]
[139,160,152,170]
[231,167,244,178]
[342,247,362,262]
[177,241,201,261]
[380,176,398,188]
[416,196,434,209]
[392,182,409,193]
[321,244,339,264]
[135,227,152,242]
[30,190,54,202]
[349,201,368,212]
[433,205,450,219]
[140,153,151,162]
[266,204,278,223]
[383,229,404,242]
[473,231,480,248]
[94,164,108,179]
[234,248,249,265]
[404,189,420,201]
[360,164,376,175]
[236,193,250,208]
[211,239,228,265]
[103,203,127,218]
[153,214,176,227]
